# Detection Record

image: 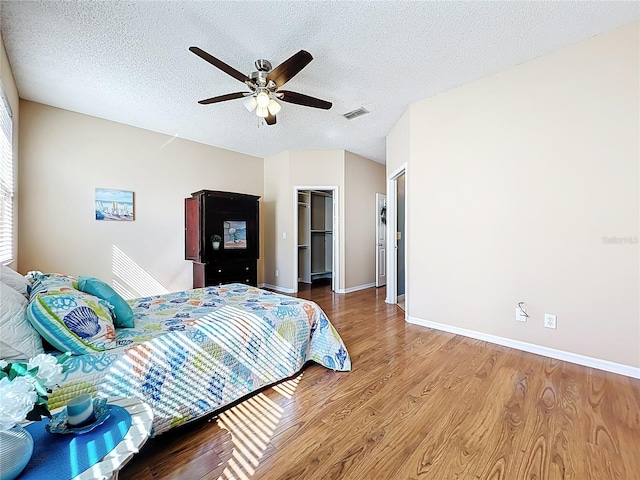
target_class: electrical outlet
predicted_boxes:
[544,314,557,329]
[275,269,279,277]
[282,232,287,239]
[515,307,527,322]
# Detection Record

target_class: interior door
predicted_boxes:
[376,193,386,287]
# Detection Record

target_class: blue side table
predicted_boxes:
[24,397,153,480]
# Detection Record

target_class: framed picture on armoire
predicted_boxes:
[223,220,247,249]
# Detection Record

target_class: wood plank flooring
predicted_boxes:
[121,284,640,480]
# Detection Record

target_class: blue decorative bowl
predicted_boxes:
[46,398,111,435]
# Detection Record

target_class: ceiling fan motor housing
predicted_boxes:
[250,72,266,87]
[254,59,272,72]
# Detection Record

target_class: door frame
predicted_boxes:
[386,164,407,311]
[293,186,339,293]
[375,193,387,287]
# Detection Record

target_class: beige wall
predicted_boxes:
[0,32,20,268]
[263,150,291,288]
[263,149,384,292]
[393,22,639,368]
[345,151,386,289]
[18,101,263,295]
[17,100,383,296]
[289,150,346,291]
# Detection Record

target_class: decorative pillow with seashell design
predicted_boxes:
[26,291,117,354]
[28,272,79,298]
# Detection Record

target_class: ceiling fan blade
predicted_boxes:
[265,113,277,125]
[278,90,332,110]
[189,46,249,84]
[267,50,313,88]
[198,92,246,105]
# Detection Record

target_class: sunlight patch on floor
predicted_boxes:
[216,374,303,480]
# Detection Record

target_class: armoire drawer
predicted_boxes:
[207,276,254,287]
[204,261,257,287]
[206,262,255,278]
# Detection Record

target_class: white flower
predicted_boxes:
[0,359,7,369]
[0,376,37,430]
[27,354,64,388]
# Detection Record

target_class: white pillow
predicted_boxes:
[0,282,44,360]
[0,265,30,298]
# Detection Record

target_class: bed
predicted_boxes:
[0,267,350,436]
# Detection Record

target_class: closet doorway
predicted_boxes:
[294,187,338,292]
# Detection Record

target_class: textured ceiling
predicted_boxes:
[1,1,638,163]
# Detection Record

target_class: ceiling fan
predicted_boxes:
[189,47,332,125]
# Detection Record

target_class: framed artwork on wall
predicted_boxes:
[95,188,134,221]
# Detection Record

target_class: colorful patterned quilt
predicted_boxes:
[48,284,350,435]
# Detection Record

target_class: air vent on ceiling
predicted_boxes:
[342,107,369,120]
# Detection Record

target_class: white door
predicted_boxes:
[376,193,387,287]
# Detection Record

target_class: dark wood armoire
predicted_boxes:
[185,190,260,288]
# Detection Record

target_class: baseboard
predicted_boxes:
[336,282,376,294]
[407,316,640,379]
[259,283,296,294]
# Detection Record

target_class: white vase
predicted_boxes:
[0,425,34,480]
[212,241,220,250]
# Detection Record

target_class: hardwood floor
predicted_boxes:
[121,284,640,480]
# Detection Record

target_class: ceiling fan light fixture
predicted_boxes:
[256,106,269,118]
[267,99,281,115]
[256,91,270,108]
[243,95,257,112]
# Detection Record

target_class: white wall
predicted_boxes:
[0,32,20,268]
[386,108,410,175]
[390,21,639,369]
[18,101,263,295]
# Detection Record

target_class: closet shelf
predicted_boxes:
[298,189,333,285]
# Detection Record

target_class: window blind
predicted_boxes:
[0,89,13,264]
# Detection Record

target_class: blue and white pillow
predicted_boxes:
[28,272,78,298]
[27,292,116,354]
[78,276,135,328]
